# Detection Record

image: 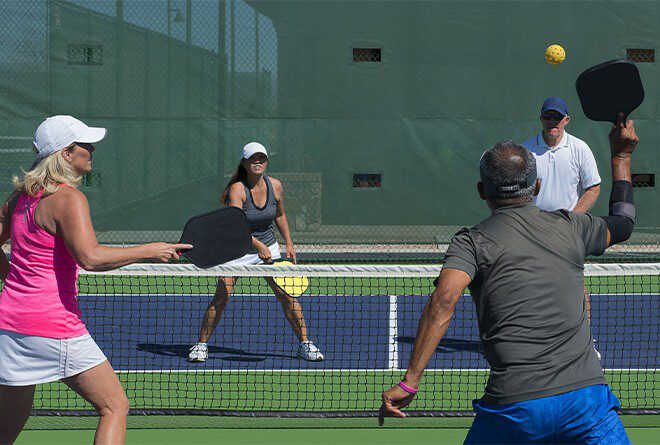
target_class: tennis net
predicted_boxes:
[32,263,658,418]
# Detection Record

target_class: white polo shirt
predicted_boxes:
[523,131,601,211]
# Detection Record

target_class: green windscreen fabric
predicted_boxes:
[0,0,658,256]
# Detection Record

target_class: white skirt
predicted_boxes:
[224,242,282,266]
[0,329,107,386]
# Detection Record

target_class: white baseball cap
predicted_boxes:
[242,142,268,159]
[33,115,107,158]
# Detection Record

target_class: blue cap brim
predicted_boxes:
[541,107,568,116]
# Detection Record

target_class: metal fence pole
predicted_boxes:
[186,0,191,44]
[230,0,235,116]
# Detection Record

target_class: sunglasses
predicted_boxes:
[76,142,96,153]
[541,113,565,121]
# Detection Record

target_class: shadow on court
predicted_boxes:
[137,343,298,362]
[397,336,484,354]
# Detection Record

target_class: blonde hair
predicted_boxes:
[12,145,81,197]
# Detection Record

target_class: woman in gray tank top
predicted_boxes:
[189,142,324,363]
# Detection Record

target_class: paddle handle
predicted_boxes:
[262,257,294,265]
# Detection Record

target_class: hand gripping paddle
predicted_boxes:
[576,59,644,124]
[179,207,252,269]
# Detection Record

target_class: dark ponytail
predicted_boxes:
[220,162,247,204]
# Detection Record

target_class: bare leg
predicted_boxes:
[584,285,591,322]
[0,384,35,444]
[62,361,129,445]
[198,277,235,343]
[266,277,309,342]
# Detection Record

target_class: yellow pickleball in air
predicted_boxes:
[545,44,566,65]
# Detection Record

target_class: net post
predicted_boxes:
[387,294,399,370]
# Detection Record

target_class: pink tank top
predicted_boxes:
[0,189,87,338]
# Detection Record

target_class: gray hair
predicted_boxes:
[479,140,537,203]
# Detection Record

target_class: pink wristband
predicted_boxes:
[398,380,419,395]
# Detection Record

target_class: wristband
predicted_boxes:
[398,380,419,395]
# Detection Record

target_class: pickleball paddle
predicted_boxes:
[263,259,310,298]
[179,207,252,269]
[576,59,644,124]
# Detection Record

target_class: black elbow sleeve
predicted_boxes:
[609,181,635,223]
[603,181,635,245]
[602,215,634,245]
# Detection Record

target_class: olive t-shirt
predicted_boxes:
[443,202,609,404]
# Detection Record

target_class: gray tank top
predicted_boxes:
[242,175,277,251]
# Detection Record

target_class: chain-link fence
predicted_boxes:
[0,1,658,262]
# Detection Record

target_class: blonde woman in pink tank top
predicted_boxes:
[0,116,191,444]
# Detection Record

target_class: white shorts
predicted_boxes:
[0,329,107,386]
[224,242,282,266]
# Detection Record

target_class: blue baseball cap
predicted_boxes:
[541,97,568,116]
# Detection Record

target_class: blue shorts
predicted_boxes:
[464,385,630,444]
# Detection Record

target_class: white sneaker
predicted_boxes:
[188,343,208,362]
[593,340,601,361]
[297,341,324,361]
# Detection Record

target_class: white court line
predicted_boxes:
[115,368,659,374]
[80,293,658,298]
[115,369,485,373]
[387,294,399,370]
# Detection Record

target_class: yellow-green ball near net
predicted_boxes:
[545,44,566,65]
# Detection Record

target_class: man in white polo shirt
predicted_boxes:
[523,97,601,212]
[524,96,602,359]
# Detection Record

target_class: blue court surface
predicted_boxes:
[79,293,658,371]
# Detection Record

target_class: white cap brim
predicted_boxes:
[76,126,106,144]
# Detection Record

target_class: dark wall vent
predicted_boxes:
[626,48,655,63]
[631,173,655,188]
[353,173,382,188]
[67,44,103,65]
[353,48,381,63]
